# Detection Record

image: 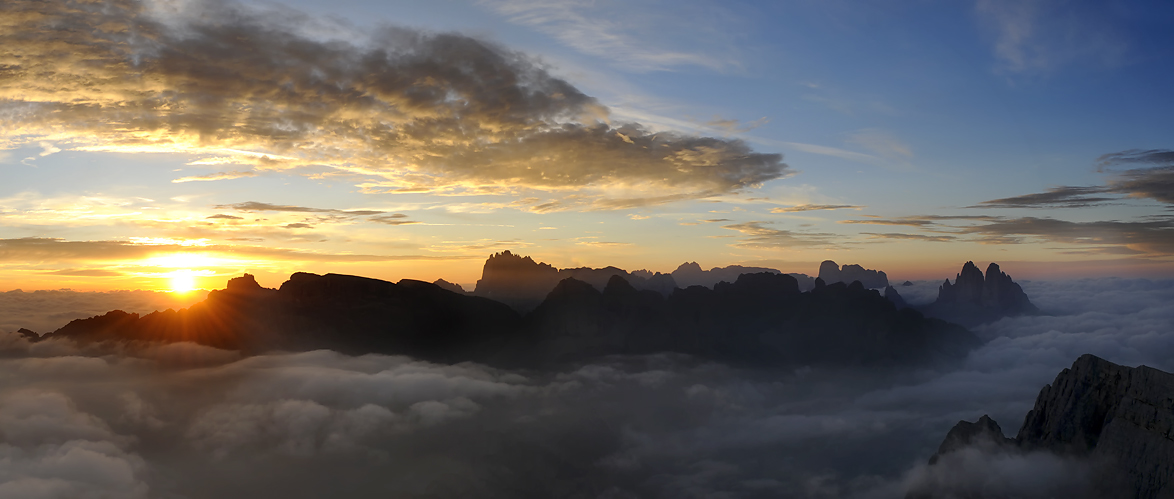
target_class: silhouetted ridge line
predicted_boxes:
[30,270,979,369]
[817,260,889,289]
[473,250,676,312]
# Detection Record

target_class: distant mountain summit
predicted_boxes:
[911,354,1174,498]
[817,260,889,289]
[919,261,1038,327]
[473,250,675,312]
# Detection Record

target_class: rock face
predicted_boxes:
[920,262,1038,327]
[915,354,1174,498]
[817,260,889,289]
[473,251,677,312]
[34,271,980,370]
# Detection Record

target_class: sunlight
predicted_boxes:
[148,252,218,269]
[170,272,196,293]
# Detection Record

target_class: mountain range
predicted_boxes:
[21,252,984,369]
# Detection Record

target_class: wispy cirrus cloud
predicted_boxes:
[771,204,863,213]
[0,238,469,263]
[172,171,257,183]
[477,0,741,72]
[973,149,1174,209]
[974,0,1129,73]
[722,221,839,249]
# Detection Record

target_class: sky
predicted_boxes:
[3,0,1174,292]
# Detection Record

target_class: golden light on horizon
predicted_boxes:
[169,272,197,293]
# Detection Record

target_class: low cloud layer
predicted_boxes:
[1,278,1171,497]
[0,288,206,334]
[0,0,787,210]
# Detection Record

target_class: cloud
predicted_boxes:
[0,237,474,264]
[845,129,913,164]
[0,288,208,334]
[477,0,740,72]
[972,185,1118,209]
[974,0,1128,73]
[206,214,244,220]
[958,216,1174,255]
[862,233,956,242]
[0,0,787,210]
[370,214,419,226]
[215,202,383,216]
[722,221,839,249]
[172,171,257,183]
[771,204,863,213]
[704,117,768,134]
[0,278,1173,496]
[972,149,1174,209]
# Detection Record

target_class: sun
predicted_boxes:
[169,272,196,293]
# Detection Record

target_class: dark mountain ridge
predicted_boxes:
[24,268,979,370]
[882,261,1038,328]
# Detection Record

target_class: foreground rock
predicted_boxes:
[30,271,979,370]
[919,261,1038,327]
[910,354,1174,498]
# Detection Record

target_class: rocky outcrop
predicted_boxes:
[817,260,889,289]
[915,355,1174,498]
[920,262,1038,327]
[670,262,782,289]
[473,251,677,312]
[473,250,562,312]
[433,279,466,294]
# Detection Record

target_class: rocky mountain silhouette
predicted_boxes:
[919,261,1038,327]
[911,354,1174,499]
[43,273,524,363]
[26,268,980,370]
[817,260,889,289]
[473,250,676,312]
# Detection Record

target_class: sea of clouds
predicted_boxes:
[1,278,1172,498]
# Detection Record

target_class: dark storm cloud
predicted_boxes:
[0,278,1172,497]
[0,0,788,209]
[0,238,469,263]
